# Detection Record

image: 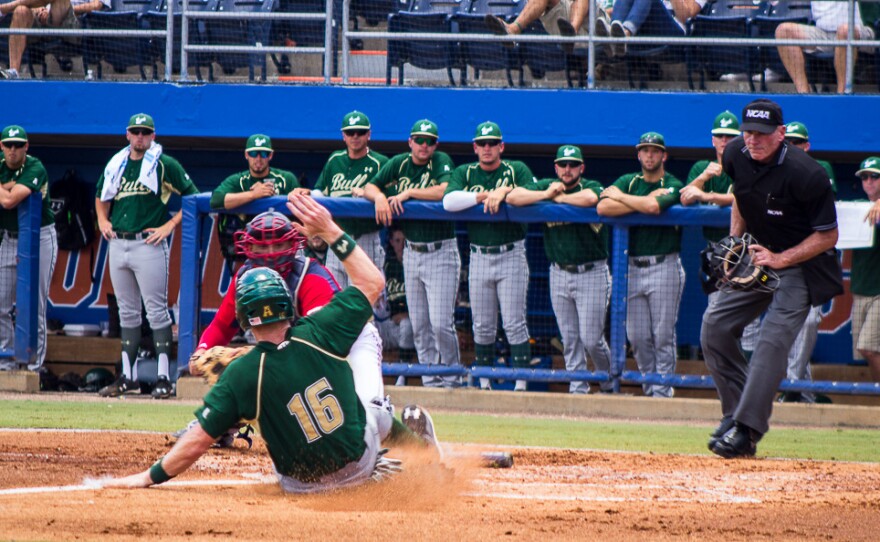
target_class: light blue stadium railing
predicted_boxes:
[178,193,880,396]
[0,192,43,367]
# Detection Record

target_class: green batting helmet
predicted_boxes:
[235,267,294,330]
[81,367,114,392]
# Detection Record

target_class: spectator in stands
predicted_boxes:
[210,134,308,211]
[507,145,613,394]
[443,121,537,391]
[310,111,388,289]
[601,0,708,56]
[597,132,685,397]
[485,0,612,54]
[373,226,415,387]
[0,125,57,372]
[364,119,462,389]
[1,0,110,80]
[851,157,880,381]
[775,120,838,403]
[775,1,876,94]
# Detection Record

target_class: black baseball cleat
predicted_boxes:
[151,376,174,399]
[711,423,758,459]
[98,376,138,397]
[707,416,735,451]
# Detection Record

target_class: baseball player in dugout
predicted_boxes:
[210,133,309,211]
[851,157,880,382]
[311,111,389,289]
[103,195,439,493]
[507,145,613,394]
[702,99,843,459]
[0,125,58,372]
[443,121,537,391]
[363,119,463,388]
[597,131,685,398]
[95,113,199,399]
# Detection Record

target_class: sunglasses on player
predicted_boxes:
[556,161,581,169]
[247,150,272,159]
[412,137,437,146]
[475,140,501,148]
[860,172,880,181]
[1,141,25,149]
[344,129,369,137]
[128,128,153,136]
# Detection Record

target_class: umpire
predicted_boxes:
[701,99,842,459]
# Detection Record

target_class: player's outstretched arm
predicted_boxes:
[102,423,216,488]
[286,193,384,304]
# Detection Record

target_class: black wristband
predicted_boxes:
[330,233,357,262]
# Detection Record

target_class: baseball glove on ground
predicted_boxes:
[189,346,253,384]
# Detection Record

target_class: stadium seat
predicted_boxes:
[451,0,525,87]
[273,0,338,77]
[386,0,467,85]
[143,0,218,81]
[687,0,767,91]
[209,0,279,82]
[518,19,585,87]
[82,0,159,80]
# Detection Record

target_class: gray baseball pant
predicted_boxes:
[469,241,530,347]
[0,225,58,370]
[701,266,811,435]
[785,305,821,402]
[326,231,385,290]
[108,238,172,329]
[549,262,613,394]
[626,254,685,398]
[404,239,462,388]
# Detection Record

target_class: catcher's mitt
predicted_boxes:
[708,233,780,293]
[189,346,254,384]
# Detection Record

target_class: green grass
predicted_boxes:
[3,399,878,462]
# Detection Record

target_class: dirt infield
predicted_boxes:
[1,430,878,541]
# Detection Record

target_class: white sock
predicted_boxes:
[479,377,491,389]
[514,380,527,391]
[157,353,169,379]
[122,352,132,380]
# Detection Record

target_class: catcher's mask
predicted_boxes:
[710,233,779,293]
[233,211,305,277]
[235,267,294,330]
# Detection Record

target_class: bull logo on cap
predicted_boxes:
[481,126,494,135]
[8,128,20,137]
[135,116,148,125]
[349,116,361,125]
[420,122,432,131]
[564,147,576,156]
[255,137,266,146]
[720,118,733,128]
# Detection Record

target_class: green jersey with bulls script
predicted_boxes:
[0,155,54,230]
[384,255,407,316]
[210,168,300,209]
[96,155,198,232]
[852,222,880,296]
[370,151,456,243]
[609,172,683,257]
[196,287,374,482]
[445,160,536,246]
[526,178,608,265]
[687,160,732,243]
[315,150,388,238]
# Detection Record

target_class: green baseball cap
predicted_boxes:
[856,156,880,176]
[636,131,666,151]
[246,134,273,152]
[474,121,502,141]
[127,113,154,131]
[784,121,809,142]
[410,119,438,138]
[555,145,583,163]
[711,111,740,136]
[1,125,27,143]
[341,111,371,131]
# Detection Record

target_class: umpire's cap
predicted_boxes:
[127,113,155,132]
[741,99,783,134]
[1,125,27,143]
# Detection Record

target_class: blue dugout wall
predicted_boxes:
[4,81,877,369]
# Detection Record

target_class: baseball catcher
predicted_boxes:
[705,234,779,293]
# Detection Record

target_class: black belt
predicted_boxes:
[552,262,597,273]
[116,231,150,241]
[2,230,18,239]
[631,255,666,268]
[470,243,516,255]
[407,241,444,253]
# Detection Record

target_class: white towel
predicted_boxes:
[100,142,162,201]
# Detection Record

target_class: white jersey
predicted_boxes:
[811,1,862,33]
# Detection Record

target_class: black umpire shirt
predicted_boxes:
[722,137,843,306]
